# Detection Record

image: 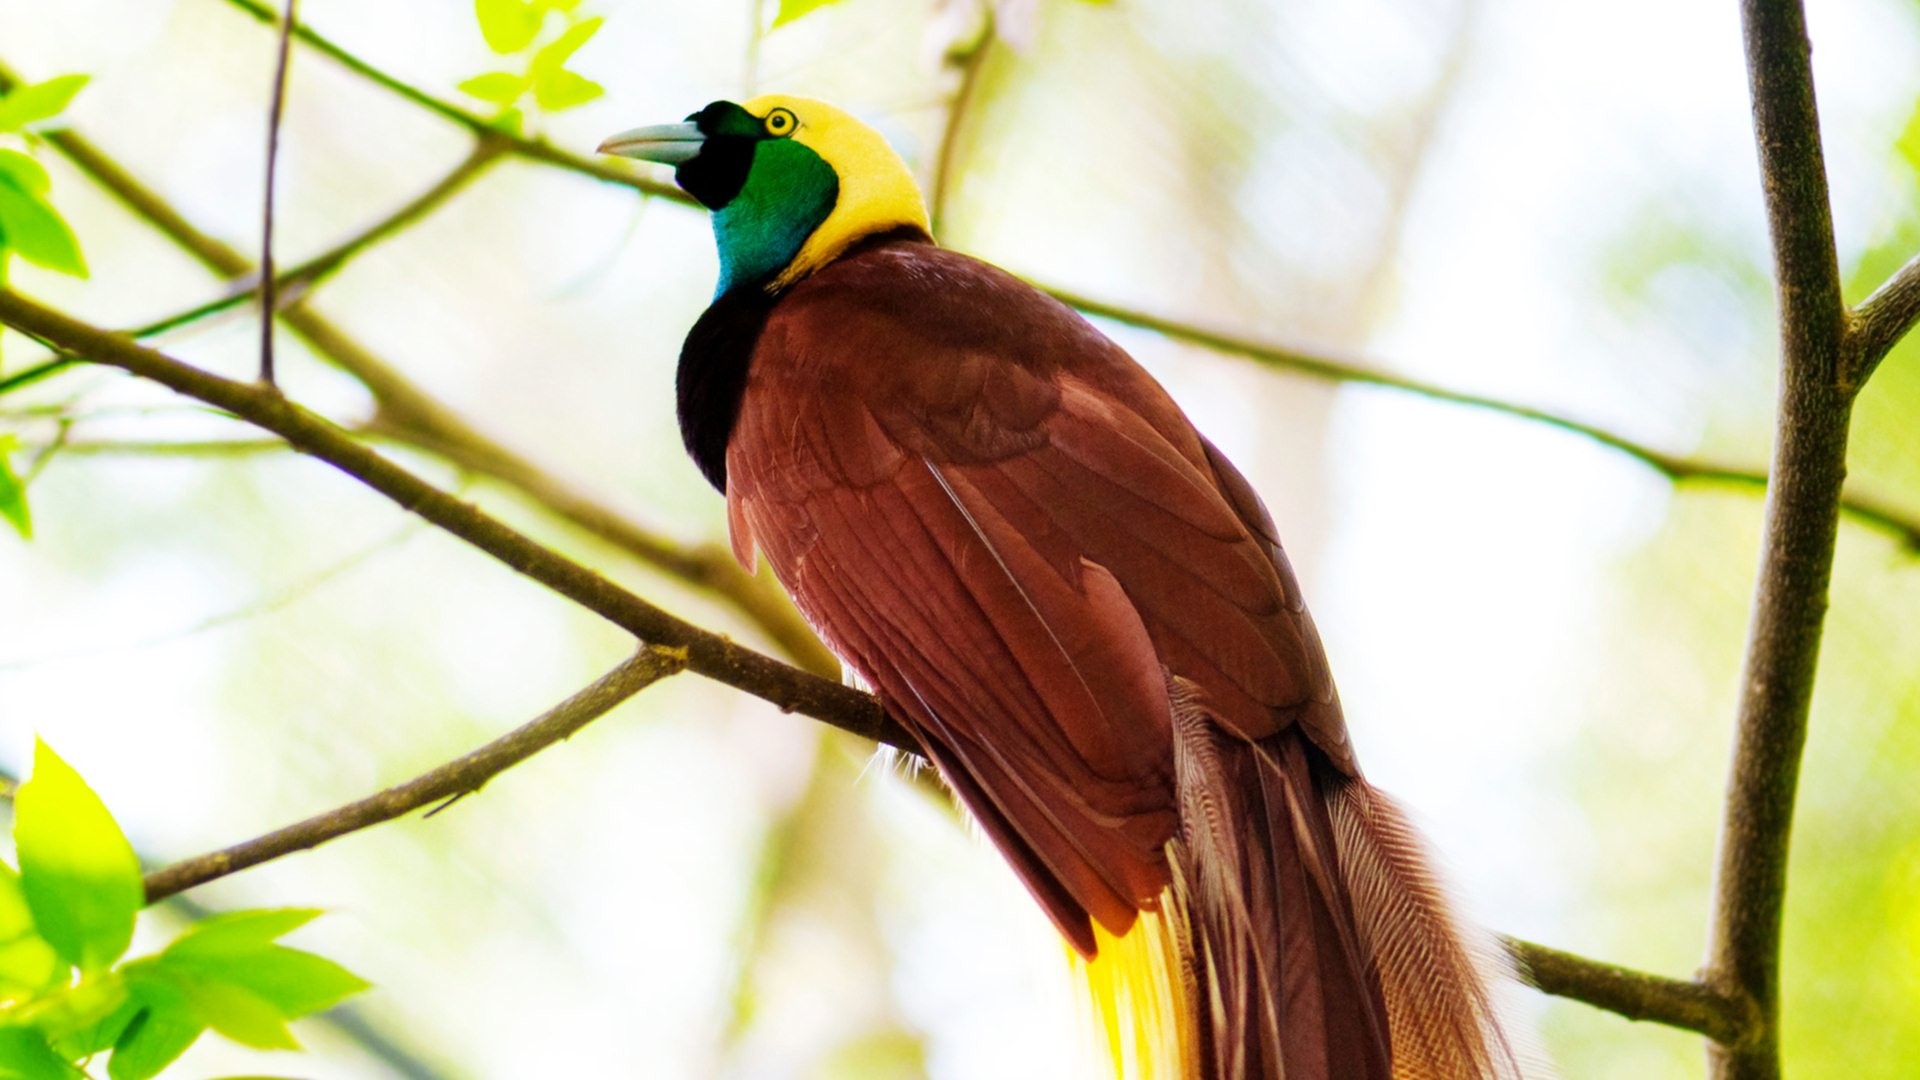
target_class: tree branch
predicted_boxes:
[194,5,1920,559]
[0,55,837,679]
[143,646,687,902]
[258,0,299,384]
[1705,3,1858,1074]
[1504,937,1751,1046]
[1851,251,1920,383]
[0,288,1776,1045]
[137,138,507,340]
[0,289,899,747]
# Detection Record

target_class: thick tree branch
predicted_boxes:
[1851,251,1920,383]
[0,289,897,745]
[1504,937,1750,1046]
[1705,3,1857,1075]
[143,646,687,901]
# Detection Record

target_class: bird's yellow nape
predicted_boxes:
[738,94,930,289]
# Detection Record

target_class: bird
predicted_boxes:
[601,95,1522,1079]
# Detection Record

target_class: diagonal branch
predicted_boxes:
[137,138,508,340]
[1851,251,1920,383]
[1706,2,1857,1075]
[0,55,837,678]
[202,2,1920,558]
[0,288,1779,1043]
[0,288,897,746]
[143,646,687,902]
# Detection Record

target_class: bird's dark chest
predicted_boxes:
[676,284,780,491]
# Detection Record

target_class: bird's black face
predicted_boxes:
[673,101,766,210]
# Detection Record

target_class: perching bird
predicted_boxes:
[602,96,1521,1079]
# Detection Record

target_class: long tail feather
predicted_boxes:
[1326,779,1526,1079]
[1169,690,1394,1079]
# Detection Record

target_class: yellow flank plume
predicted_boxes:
[1070,897,1197,1080]
[740,94,931,289]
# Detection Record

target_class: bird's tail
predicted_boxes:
[1079,707,1522,1078]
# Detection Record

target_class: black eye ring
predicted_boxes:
[763,108,797,137]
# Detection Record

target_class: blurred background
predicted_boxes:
[1,0,1917,1075]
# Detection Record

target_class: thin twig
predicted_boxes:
[1504,937,1751,1045]
[0,288,1766,1041]
[930,29,994,233]
[0,357,78,397]
[1851,250,1920,383]
[1705,3,1857,1075]
[0,288,898,747]
[143,647,688,901]
[136,138,507,341]
[259,0,299,385]
[0,59,836,678]
[190,9,1920,558]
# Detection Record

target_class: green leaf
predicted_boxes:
[165,910,320,959]
[772,0,846,28]
[0,437,30,541]
[170,977,296,1051]
[531,69,603,112]
[489,107,525,136]
[0,1027,80,1080]
[474,0,541,54]
[456,71,528,106]
[0,179,87,277]
[0,151,50,196]
[49,991,140,1061]
[0,868,62,1000]
[528,16,603,79]
[14,740,142,974]
[30,975,129,1055]
[169,946,368,1019]
[0,76,89,134]
[106,1007,201,1080]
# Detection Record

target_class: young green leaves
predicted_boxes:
[0,742,369,1080]
[0,75,90,282]
[0,435,29,541]
[458,0,604,130]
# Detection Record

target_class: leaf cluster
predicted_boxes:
[457,0,605,129]
[0,76,88,284]
[0,743,368,1079]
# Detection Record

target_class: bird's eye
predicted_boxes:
[763,108,797,137]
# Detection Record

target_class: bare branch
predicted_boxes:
[1057,290,1919,553]
[0,289,1775,1046]
[144,646,686,901]
[1705,3,1858,1074]
[930,28,995,233]
[0,57,837,678]
[1851,251,1920,383]
[1505,937,1752,1045]
[0,288,898,747]
[139,138,507,340]
[258,0,299,385]
[194,5,1920,562]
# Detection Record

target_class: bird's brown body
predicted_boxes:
[614,95,1522,1078]
[683,230,1510,1077]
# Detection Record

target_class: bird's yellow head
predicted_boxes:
[600,95,929,295]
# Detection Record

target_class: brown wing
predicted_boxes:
[724,239,1354,952]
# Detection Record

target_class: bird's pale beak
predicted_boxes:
[597,122,706,165]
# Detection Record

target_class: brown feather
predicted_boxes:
[703,231,1518,1077]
